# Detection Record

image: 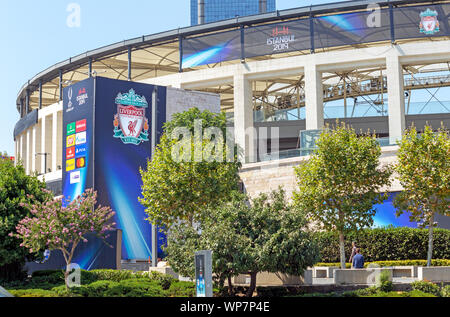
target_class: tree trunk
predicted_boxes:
[245,272,257,298]
[64,270,70,291]
[427,213,435,267]
[227,275,234,296]
[339,231,346,269]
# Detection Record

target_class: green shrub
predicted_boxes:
[49,285,83,297]
[105,279,164,297]
[148,271,176,290]
[90,269,135,282]
[377,270,393,292]
[80,280,120,297]
[348,286,379,297]
[411,281,442,297]
[407,290,437,297]
[30,270,64,288]
[166,281,196,297]
[8,289,59,297]
[440,285,450,297]
[314,227,450,262]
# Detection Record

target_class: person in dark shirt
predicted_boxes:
[352,248,364,269]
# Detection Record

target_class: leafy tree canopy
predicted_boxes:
[140,108,241,228]
[0,158,52,281]
[293,123,392,268]
[165,189,319,297]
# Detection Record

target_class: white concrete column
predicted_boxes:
[31,125,37,173]
[52,111,58,172]
[26,129,31,175]
[41,116,47,174]
[15,139,18,166]
[234,72,255,163]
[386,53,406,144]
[304,62,324,130]
[19,134,24,165]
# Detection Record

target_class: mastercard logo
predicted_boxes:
[76,157,86,169]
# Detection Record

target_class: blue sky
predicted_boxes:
[0,0,345,155]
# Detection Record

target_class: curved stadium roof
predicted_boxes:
[16,0,450,113]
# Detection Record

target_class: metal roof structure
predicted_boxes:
[16,0,449,114]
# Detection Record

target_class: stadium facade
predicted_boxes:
[191,0,276,25]
[13,0,450,230]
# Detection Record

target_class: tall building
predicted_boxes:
[191,0,276,26]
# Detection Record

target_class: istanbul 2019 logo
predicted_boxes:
[113,89,150,145]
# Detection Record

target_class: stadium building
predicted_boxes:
[13,0,450,232]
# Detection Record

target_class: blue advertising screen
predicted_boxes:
[373,192,450,229]
[93,77,166,260]
[62,77,168,267]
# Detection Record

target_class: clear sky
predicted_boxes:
[0,0,348,155]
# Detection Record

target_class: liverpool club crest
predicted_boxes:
[420,8,440,35]
[113,89,149,145]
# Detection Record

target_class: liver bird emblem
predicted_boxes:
[128,120,138,135]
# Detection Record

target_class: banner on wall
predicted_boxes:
[93,77,167,261]
[62,77,166,266]
[182,29,241,68]
[62,77,221,268]
[244,18,311,58]
[180,3,449,69]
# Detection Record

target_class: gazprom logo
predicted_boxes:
[75,131,87,145]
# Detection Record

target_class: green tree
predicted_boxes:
[0,158,52,281]
[394,125,450,267]
[165,189,319,297]
[139,108,241,228]
[293,123,392,269]
[11,189,116,289]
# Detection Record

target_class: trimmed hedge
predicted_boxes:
[7,269,195,297]
[314,227,450,263]
[314,259,450,268]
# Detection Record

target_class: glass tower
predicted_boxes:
[191,0,276,26]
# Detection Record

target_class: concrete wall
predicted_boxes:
[239,146,401,200]
[334,268,393,285]
[166,87,221,121]
[418,267,450,282]
[233,270,313,286]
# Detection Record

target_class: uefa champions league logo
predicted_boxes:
[420,8,440,35]
[113,89,150,145]
[67,87,73,111]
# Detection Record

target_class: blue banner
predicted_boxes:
[94,77,166,260]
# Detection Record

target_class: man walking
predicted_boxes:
[352,248,365,269]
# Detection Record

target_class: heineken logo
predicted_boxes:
[420,8,440,35]
[113,89,149,146]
